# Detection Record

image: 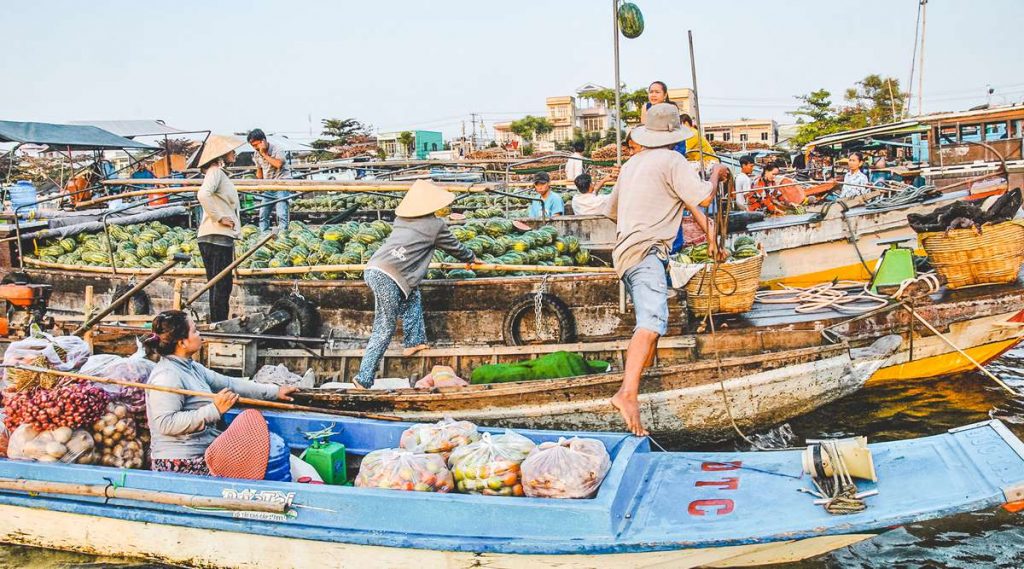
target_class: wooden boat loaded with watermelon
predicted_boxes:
[0,410,1021,568]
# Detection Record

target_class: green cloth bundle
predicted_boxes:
[471,351,610,385]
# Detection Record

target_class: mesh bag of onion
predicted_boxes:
[3,382,109,432]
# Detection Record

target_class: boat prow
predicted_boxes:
[0,412,1019,568]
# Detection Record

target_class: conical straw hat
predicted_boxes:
[195,135,245,168]
[395,179,456,218]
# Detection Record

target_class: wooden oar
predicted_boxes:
[12,365,402,422]
[0,478,288,513]
[183,232,275,308]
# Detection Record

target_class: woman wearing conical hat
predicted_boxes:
[194,135,245,323]
[354,180,478,388]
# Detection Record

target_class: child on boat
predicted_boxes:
[144,310,297,475]
[354,180,478,388]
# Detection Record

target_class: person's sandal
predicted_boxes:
[402,344,429,357]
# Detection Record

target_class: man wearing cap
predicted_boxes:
[527,171,565,218]
[248,128,292,231]
[606,103,729,436]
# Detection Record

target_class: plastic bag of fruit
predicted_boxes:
[521,437,611,499]
[354,448,453,492]
[6,424,97,464]
[399,417,479,458]
[79,344,154,415]
[449,430,536,496]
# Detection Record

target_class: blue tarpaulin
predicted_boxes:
[0,120,156,150]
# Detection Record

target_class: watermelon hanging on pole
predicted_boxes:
[618,2,644,39]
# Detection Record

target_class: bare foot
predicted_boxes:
[402,344,429,357]
[611,391,649,436]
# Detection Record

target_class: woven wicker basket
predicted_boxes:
[920,220,1024,289]
[684,252,765,315]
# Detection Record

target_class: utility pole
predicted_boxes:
[612,0,622,166]
[918,0,928,116]
[470,113,479,150]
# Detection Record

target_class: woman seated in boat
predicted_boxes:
[143,310,298,475]
[746,163,787,215]
[837,152,871,199]
[354,180,479,388]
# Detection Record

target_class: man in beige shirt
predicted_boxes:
[605,103,728,436]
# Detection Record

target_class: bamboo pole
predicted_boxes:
[184,233,275,307]
[13,365,403,421]
[102,178,488,188]
[0,478,287,514]
[73,255,189,336]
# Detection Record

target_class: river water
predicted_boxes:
[3,347,1024,568]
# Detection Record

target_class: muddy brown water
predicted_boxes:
[4,346,1024,569]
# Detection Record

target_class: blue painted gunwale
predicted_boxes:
[0,411,1020,556]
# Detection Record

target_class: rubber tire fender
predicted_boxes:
[110,284,152,316]
[268,293,321,338]
[501,293,577,346]
[1,272,31,285]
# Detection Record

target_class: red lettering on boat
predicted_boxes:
[687,499,734,516]
[695,477,739,490]
[701,461,742,471]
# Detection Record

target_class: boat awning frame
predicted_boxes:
[803,121,930,151]
[0,121,156,150]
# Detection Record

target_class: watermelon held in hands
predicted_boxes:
[618,2,644,39]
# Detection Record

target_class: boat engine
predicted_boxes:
[0,282,54,337]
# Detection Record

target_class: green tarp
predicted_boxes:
[0,120,156,150]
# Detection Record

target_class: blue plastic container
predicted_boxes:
[9,180,38,217]
[263,431,292,482]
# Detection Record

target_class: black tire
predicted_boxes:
[1,272,31,285]
[268,293,321,338]
[501,293,576,346]
[110,284,152,316]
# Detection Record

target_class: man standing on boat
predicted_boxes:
[247,128,292,231]
[605,104,729,436]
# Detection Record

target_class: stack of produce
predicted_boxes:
[521,437,611,499]
[399,418,479,460]
[28,218,595,280]
[292,193,402,213]
[31,221,202,269]
[449,431,536,496]
[672,235,760,265]
[354,448,454,492]
[7,424,97,464]
[91,402,147,469]
[432,222,592,279]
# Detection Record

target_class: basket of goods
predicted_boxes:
[674,236,764,315]
[449,430,536,496]
[354,449,454,492]
[399,417,479,459]
[918,220,1024,289]
[521,437,612,499]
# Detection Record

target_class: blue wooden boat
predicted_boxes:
[0,412,1020,568]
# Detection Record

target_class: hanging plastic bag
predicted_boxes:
[399,417,479,458]
[354,448,453,492]
[449,430,536,496]
[521,437,611,499]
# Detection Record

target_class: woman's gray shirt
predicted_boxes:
[146,355,278,460]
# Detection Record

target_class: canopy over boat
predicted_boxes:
[0,412,1019,568]
[0,120,156,150]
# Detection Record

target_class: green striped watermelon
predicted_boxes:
[618,2,644,39]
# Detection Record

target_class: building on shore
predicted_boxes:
[702,119,779,148]
[377,130,443,160]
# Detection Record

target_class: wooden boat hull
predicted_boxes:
[0,506,873,569]
[0,414,1019,569]
[293,338,900,442]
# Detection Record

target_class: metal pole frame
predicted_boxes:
[613,0,622,167]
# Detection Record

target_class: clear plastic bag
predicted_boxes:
[413,365,469,388]
[79,342,154,415]
[521,437,611,499]
[399,417,479,457]
[354,448,454,492]
[6,424,97,464]
[449,430,536,496]
[2,328,93,385]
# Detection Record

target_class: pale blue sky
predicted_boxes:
[4,0,1022,140]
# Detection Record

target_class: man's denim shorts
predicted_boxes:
[622,252,669,336]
